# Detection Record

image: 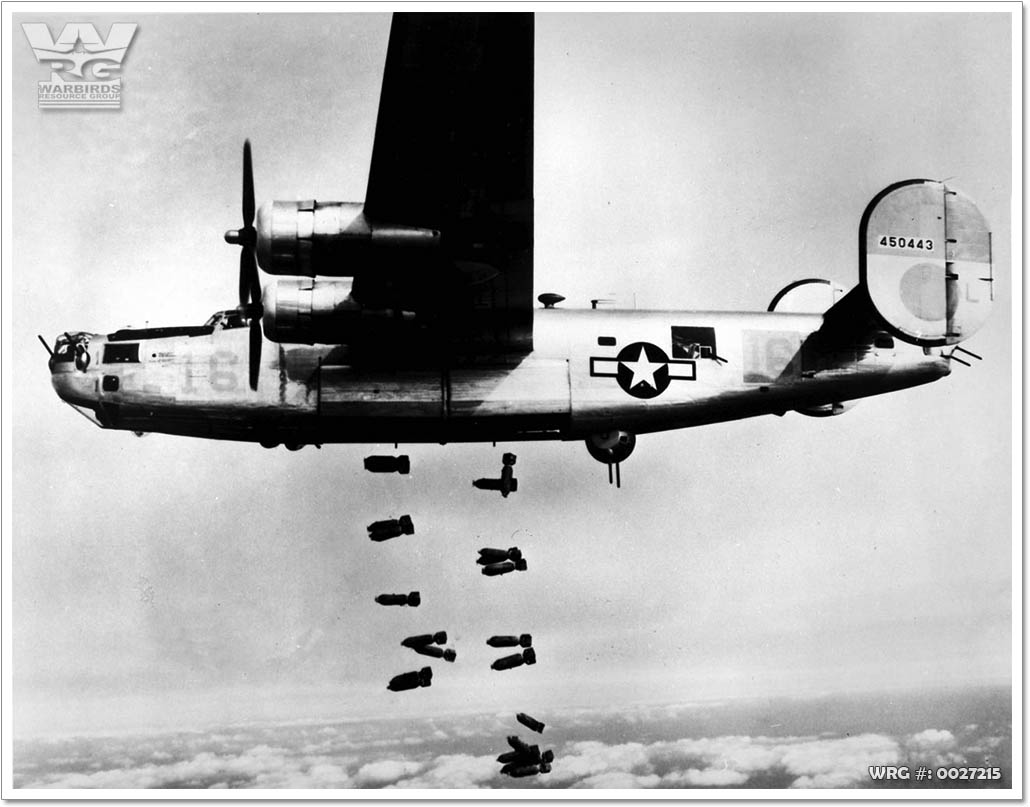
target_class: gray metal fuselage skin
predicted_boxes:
[49,307,949,446]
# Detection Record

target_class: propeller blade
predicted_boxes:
[230,138,262,391]
[242,139,255,225]
[245,249,261,307]
[249,315,262,391]
[239,250,250,308]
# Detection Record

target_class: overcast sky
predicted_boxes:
[8,11,1014,739]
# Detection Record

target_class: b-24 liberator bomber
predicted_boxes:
[47,14,995,484]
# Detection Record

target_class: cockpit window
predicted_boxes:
[203,310,246,330]
[103,343,140,364]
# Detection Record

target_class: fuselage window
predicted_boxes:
[671,326,717,359]
[103,343,140,364]
[597,336,616,347]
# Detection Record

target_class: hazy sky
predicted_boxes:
[8,11,1014,739]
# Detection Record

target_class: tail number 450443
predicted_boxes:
[878,235,934,251]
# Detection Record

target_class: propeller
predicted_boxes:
[224,140,262,390]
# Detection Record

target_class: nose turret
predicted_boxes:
[48,332,102,407]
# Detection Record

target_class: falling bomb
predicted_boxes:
[472,470,518,496]
[492,647,536,670]
[367,515,415,542]
[502,763,550,777]
[497,746,538,764]
[412,644,457,662]
[401,631,447,647]
[506,735,532,755]
[482,559,527,576]
[363,455,410,474]
[387,666,433,691]
[498,745,553,765]
[486,634,532,648]
[473,454,518,497]
[477,547,522,565]
[375,591,420,607]
[516,712,545,733]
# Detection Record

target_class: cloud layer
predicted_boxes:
[14,689,1011,791]
[547,734,902,789]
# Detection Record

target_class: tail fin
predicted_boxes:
[860,179,993,346]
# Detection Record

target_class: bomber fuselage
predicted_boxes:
[49,306,949,448]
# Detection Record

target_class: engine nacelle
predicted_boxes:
[585,430,636,464]
[255,201,440,277]
[262,278,415,344]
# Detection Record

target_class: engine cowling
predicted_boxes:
[255,201,440,278]
[585,430,636,464]
[262,278,416,344]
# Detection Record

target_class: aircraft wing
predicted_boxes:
[362,13,534,355]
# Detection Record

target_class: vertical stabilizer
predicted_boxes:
[860,180,992,346]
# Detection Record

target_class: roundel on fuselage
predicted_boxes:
[616,342,671,399]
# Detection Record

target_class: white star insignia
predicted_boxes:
[621,345,664,389]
